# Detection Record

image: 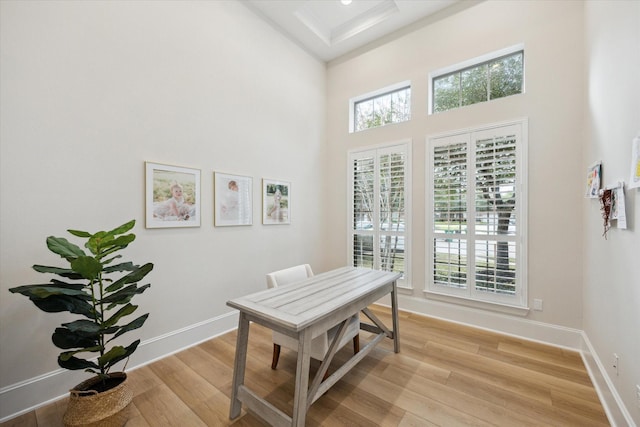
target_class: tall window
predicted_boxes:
[427,120,527,307]
[350,81,411,133]
[349,142,411,287]
[431,47,524,114]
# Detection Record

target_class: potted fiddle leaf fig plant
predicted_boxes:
[9,219,152,426]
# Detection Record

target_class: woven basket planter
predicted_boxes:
[63,372,132,427]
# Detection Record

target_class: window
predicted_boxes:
[431,47,524,114]
[426,120,527,307]
[349,142,411,287]
[350,82,411,133]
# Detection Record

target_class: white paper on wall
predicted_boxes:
[613,185,627,229]
[606,182,627,230]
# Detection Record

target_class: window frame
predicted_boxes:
[428,44,525,114]
[348,140,412,289]
[425,119,528,309]
[349,81,412,133]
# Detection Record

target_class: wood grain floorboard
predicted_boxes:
[1,306,609,426]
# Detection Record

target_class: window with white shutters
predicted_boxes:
[427,120,527,307]
[349,142,411,288]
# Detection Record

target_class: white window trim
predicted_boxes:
[349,80,411,133]
[347,139,412,289]
[428,43,525,115]
[425,118,528,311]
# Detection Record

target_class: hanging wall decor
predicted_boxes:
[262,179,291,225]
[145,162,201,228]
[585,161,602,198]
[214,172,253,226]
[598,188,612,239]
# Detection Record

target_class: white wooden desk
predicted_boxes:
[227,267,401,427]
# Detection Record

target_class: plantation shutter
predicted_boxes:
[427,120,526,307]
[379,149,406,275]
[473,130,518,295]
[431,137,469,291]
[349,143,410,286]
[352,154,375,269]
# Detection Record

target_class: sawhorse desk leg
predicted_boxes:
[391,281,400,353]
[229,312,249,420]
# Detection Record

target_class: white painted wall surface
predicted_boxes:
[0,0,326,419]
[326,0,586,328]
[584,1,640,424]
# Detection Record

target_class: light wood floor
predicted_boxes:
[2,306,609,426]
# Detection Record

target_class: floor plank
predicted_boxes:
[1,306,610,426]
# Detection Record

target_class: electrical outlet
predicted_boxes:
[613,353,619,376]
[533,299,543,311]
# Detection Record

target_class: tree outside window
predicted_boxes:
[433,51,523,113]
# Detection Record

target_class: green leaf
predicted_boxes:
[62,319,101,335]
[101,283,150,305]
[103,340,140,370]
[108,234,136,248]
[90,234,135,261]
[9,283,88,299]
[103,304,137,329]
[46,236,85,261]
[108,220,136,236]
[52,327,98,349]
[104,263,153,293]
[31,295,95,318]
[58,354,100,371]
[70,256,102,281]
[32,265,84,280]
[67,229,91,238]
[103,261,136,274]
[98,346,126,368]
[101,255,123,266]
[113,313,148,339]
[59,346,102,361]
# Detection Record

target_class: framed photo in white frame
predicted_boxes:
[262,179,290,225]
[145,162,201,228]
[214,172,253,226]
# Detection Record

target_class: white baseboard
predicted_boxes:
[580,332,636,427]
[394,294,583,349]
[0,310,239,423]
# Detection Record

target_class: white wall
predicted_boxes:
[583,1,640,425]
[0,0,326,419]
[327,0,585,327]
[325,1,639,423]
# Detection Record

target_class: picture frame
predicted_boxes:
[214,172,253,226]
[145,162,201,228]
[585,161,602,198]
[262,179,291,225]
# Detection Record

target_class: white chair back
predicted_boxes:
[265,263,359,368]
[266,264,313,289]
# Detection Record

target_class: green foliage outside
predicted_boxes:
[433,51,523,113]
[355,88,411,132]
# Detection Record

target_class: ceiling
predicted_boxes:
[243,0,461,62]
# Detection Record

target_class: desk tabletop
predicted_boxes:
[227,267,401,332]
